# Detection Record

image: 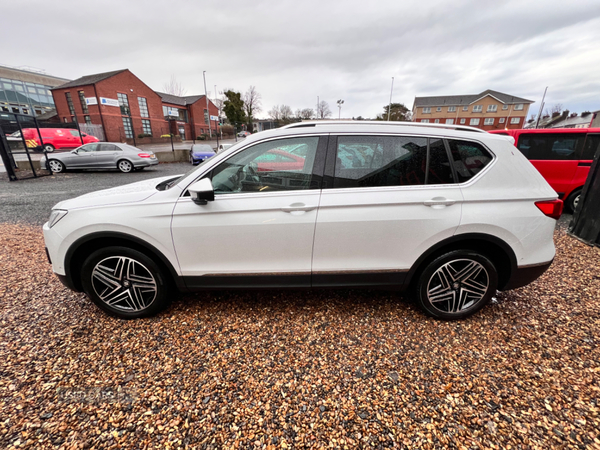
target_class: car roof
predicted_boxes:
[490,127,600,135]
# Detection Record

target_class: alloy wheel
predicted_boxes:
[426,259,489,313]
[48,160,63,173]
[118,160,133,173]
[91,256,157,312]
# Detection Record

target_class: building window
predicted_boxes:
[434,119,440,123]
[510,117,520,124]
[138,97,149,118]
[117,93,130,116]
[78,91,89,114]
[421,119,430,123]
[142,119,152,135]
[204,109,209,124]
[448,106,456,112]
[462,106,468,111]
[499,118,506,124]
[446,118,454,124]
[486,105,497,112]
[472,105,482,113]
[122,117,133,138]
[63,117,68,123]
[436,107,442,112]
[422,107,431,114]
[470,118,480,126]
[84,115,92,125]
[460,118,466,124]
[514,104,524,111]
[163,106,188,122]
[502,105,509,110]
[484,118,494,125]
[65,92,75,115]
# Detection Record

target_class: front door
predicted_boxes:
[171,135,326,288]
[312,134,463,287]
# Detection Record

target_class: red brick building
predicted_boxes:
[51,69,218,143]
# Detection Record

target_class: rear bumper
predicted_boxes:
[134,158,159,168]
[502,260,553,290]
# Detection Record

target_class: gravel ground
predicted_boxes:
[1,221,599,449]
[0,163,190,226]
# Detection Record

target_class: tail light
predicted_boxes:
[535,199,563,220]
[137,153,152,158]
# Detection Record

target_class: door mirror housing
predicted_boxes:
[188,178,215,205]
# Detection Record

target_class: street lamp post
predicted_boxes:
[337,99,344,120]
[203,71,212,139]
[387,77,394,121]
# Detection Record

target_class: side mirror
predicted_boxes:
[188,178,214,205]
[71,149,78,154]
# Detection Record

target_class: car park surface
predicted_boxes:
[42,121,561,320]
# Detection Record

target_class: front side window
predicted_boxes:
[472,105,482,113]
[422,107,431,114]
[211,137,319,194]
[333,135,454,189]
[582,134,600,160]
[77,143,99,153]
[484,118,494,125]
[470,118,480,125]
[516,134,585,160]
[447,139,494,183]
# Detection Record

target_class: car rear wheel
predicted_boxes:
[118,159,133,173]
[81,247,170,319]
[565,189,581,214]
[43,144,55,153]
[416,250,498,320]
[48,159,64,173]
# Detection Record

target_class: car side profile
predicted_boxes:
[43,121,561,320]
[10,127,99,152]
[45,142,158,173]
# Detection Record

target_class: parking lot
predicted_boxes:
[1,166,599,448]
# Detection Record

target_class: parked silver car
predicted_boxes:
[45,143,159,173]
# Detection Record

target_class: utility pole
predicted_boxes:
[387,77,394,121]
[203,71,212,138]
[535,87,548,129]
[317,96,319,120]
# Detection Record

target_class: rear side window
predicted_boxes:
[516,133,585,160]
[582,134,600,160]
[333,135,454,188]
[447,139,494,183]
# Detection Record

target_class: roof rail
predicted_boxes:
[281,120,487,133]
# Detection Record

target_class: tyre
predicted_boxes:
[48,159,65,173]
[565,189,581,214]
[43,144,55,153]
[81,247,170,319]
[415,250,498,320]
[118,159,133,173]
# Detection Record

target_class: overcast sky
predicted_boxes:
[3,0,600,119]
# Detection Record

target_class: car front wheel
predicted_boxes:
[416,250,498,320]
[48,159,64,173]
[81,247,170,319]
[118,159,133,173]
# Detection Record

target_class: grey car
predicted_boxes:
[45,143,159,173]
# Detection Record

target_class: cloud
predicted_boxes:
[3,0,600,118]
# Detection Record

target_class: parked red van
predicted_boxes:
[489,128,600,212]
[10,128,99,152]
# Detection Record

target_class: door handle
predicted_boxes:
[424,197,456,207]
[281,203,317,213]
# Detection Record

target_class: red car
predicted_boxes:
[255,149,305,172]
[489,128,600,212]
[11,128,99,152]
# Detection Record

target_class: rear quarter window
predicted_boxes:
[447,139,494,183]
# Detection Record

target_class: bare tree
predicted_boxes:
[243,86,262,129]
[299,108,314,119]
[268,105,282,121]
[268,105,294,124]
[551,103,563,114]
[162,75,187,97]
[317,100,332,119]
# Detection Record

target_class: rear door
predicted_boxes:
[515,132,585,197]
[312,134,463,287]
[94,143,121,167]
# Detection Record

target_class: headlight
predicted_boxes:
[48,209,68,228]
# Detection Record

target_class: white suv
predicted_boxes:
[43,122,562,320]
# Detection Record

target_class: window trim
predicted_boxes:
[484,118,494,125]
[422,107,431,114]
[472,105,483,113]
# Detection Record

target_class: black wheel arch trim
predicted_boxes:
[405,232,518,290]
[64,231,185,292]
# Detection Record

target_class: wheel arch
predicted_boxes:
[406,233,517,290]
[65,232,184,292]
